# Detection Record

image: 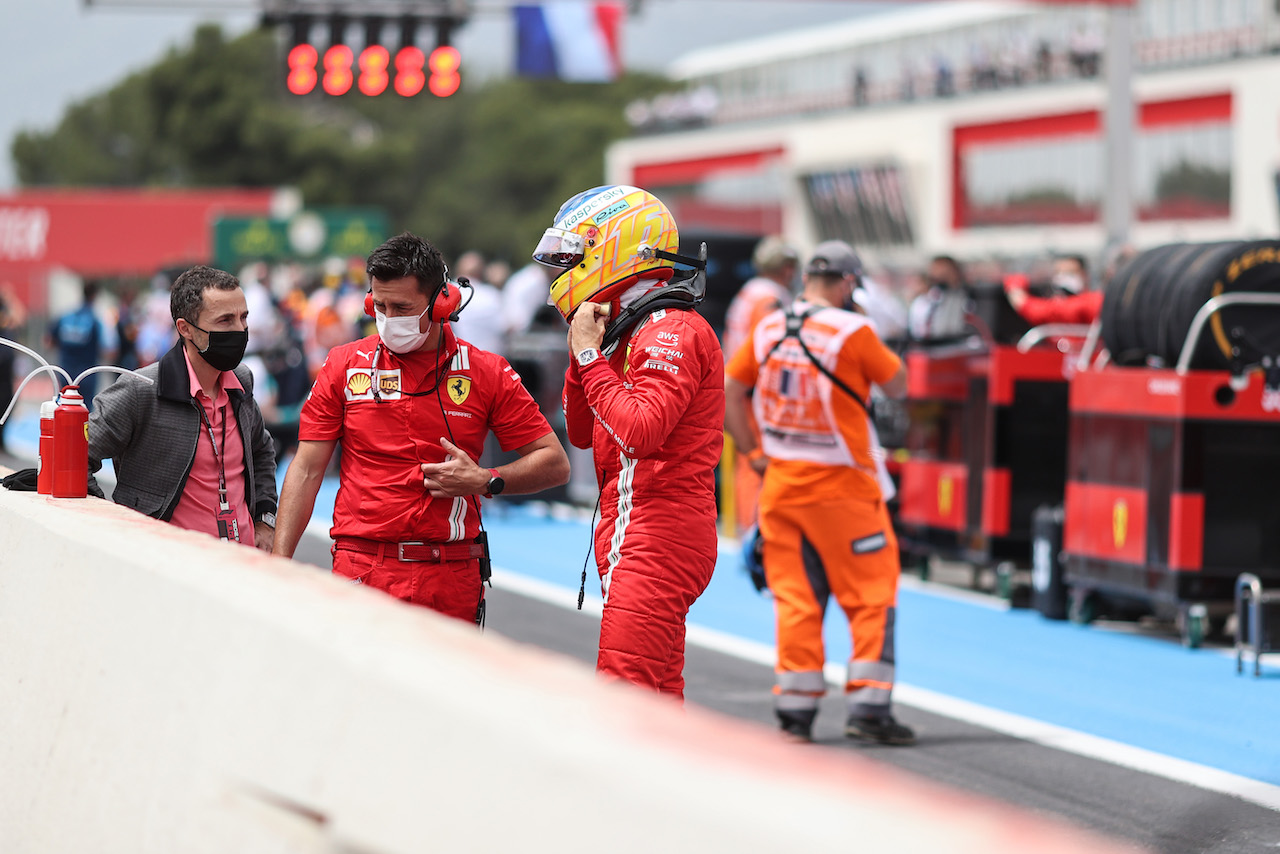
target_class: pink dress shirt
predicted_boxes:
[168,348,255,546]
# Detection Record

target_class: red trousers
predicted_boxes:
[332,546,483,624]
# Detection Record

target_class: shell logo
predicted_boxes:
[938,475,954,517]
[1112,499,1128,549]
[347,372,372,396]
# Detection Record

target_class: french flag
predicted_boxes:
[515,3,624,82]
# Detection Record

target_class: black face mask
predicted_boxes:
[189,323,248,372]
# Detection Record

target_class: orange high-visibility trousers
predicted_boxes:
[759,495,900,719]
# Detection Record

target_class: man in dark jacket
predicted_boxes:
[88,266,277,551]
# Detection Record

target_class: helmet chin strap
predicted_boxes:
[600,241,709,353]
[602,279,705,353]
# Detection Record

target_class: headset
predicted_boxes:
[364,275,467,323]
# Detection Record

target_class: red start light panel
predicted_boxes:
[394,46,426,97]
[287,44,318,95]
[323,44,354,96]
[428,46,461,97]
[358,46,390,96]
[286,41,458,97]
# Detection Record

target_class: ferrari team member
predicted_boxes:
[1005,254,1103,326]
[534,185,724,699]
[273,232,570,624]
[725,239,914,745]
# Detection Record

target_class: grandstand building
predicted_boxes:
[606,0,1280,266]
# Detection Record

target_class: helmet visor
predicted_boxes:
[533,228,585,271]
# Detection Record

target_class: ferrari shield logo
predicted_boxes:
[447,375,471,405]
[1113,499,1128,549]
[938,475,954,517]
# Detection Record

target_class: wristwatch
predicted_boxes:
[576,347,601,367]
[485,468,505,498]
[258,511,276,529]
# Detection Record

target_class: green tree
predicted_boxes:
[11,23,668,264]
[1155,160,1230,205]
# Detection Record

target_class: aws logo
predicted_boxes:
[345,369,402,401]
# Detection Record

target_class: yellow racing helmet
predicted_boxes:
[533,185,682,320]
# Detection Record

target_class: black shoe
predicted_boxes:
[777,710,815,743]
[779,718,813,743]
[845,714,915,745]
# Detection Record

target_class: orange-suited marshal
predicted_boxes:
[725,240,915,745]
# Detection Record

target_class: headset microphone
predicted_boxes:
[450,276,474,323]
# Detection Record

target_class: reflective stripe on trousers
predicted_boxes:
[847,657,895,717]
[774,669,825,712]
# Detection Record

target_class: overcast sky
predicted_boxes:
[0,0,885,191]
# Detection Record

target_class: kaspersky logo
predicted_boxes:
[1113,499,1129,549]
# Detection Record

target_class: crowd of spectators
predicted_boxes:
[0,240,1125,470]
[0,248,551,465]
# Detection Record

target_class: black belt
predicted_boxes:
[333,536,485,563]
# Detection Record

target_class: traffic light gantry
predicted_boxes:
[263,1,469,98]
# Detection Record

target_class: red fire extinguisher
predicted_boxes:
[37,396,57,495]
[52,385,89,499]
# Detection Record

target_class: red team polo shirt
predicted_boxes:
[300,326,552,543]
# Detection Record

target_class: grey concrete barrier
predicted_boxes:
[0,474,1144,854]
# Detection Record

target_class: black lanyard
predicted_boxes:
[369,342,453,402]
[195,400,230,512]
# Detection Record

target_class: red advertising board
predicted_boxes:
[0,188,277,308]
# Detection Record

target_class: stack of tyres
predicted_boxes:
[1102,240,1280,369]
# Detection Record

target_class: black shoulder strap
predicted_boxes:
[601,280,701,353]
[762,306,869,414]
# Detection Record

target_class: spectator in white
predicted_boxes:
[853,271,909,340]
[484,259,511,290]
[907,255,970,341]
[502,261,554,337]
[450,250,506,355]
[239,261,282,358]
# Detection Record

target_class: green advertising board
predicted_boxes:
[213,208,390,268]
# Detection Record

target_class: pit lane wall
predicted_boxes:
[0,476,1141,854]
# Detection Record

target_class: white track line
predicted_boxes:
[489,565,1280,813]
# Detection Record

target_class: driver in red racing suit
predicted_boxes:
[534,185,724,700]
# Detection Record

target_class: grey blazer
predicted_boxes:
[88,340,278,523]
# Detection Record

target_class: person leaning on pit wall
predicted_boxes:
[88,265,278,551]
[272,232,570,626]
[725,239,914,745]
[538,185,725,701]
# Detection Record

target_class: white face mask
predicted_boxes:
[1052,272,1085,294]
[375,307,431,354]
